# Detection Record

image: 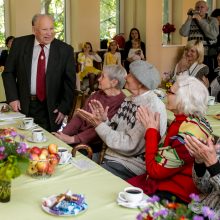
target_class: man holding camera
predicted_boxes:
[179,1,219,81]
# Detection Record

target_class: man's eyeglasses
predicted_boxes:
[166,88,175,95]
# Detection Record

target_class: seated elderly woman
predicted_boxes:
[128,75,213,204]
[171,40,209,88]
[185,135,220,219]
[76,60,167,180]
[52,65,126,153]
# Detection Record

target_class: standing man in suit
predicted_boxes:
[2,14,75,132]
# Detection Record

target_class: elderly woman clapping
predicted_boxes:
[185,135,220,219]
[77,60,167,180]
[128,75,213,204]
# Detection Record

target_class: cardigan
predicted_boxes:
[95,90,167,175]
[145,114,213,203]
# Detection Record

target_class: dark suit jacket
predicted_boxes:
[2,34,75,131]
[0,49,9,66]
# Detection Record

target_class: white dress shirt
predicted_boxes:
[31,39,50,95]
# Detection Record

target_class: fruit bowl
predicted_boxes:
[27,144,60,179]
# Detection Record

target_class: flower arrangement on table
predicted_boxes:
[0,128,29,202]
[162,23,176,44]
[136,194,216,220]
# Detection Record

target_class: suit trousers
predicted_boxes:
[29,98,51,131]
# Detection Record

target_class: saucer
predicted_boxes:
[17,123,37,130]
[26,136,48,143]
[116,194,147,209]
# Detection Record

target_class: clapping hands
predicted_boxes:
[76,99,109,127]
[136,106,160,131]
[185,135,218,166]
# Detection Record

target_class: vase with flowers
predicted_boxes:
[136,194,217,220]
[0,128,29,202]
[162,23,176,44]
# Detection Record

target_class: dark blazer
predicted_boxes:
[0,49,9,66]
[2,35,75,131]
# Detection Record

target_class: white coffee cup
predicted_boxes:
[58,147,69,163]
[22,117,34,129]
[118,187,143,203]
[208,96,215,106]
[32,129,45,142]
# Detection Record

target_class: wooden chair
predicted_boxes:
[71,143,107,164]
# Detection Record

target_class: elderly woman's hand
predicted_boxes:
[76,100,109,127]
[185,135,218,166]
[136,106,160,131]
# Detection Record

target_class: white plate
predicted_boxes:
[42,195,88,216]
[26,136,48,143]
[117,194,148,209]
[17,123,37,130]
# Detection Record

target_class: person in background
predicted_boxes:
[185,135,220,219]
[52,65,126,155]
[77,42,102,92]
[210,50,220,102]
[128,75,213,204]
[76,60,167,180]
[179,1,219,82]
[0,36,15,68]
[103,40,121,66]
[123,28,146,71]
[127,39,145,62]
[172,40,209,88]
[2,14,75,132]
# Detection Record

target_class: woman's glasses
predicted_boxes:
[166,88,176,95]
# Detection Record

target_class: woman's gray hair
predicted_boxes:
[175,75,208,116]
[103,65,127,89]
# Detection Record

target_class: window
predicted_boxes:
[100,0,120,40]
[162,0,172,44]
[41,0,67,42]
[0,0,5,47]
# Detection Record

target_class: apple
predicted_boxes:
[49,154,60,166]
[27,163,38,175]
[39,153,47,161]
[48,143,58,154]
[40,148,49,157]
[30,153,39,165]
[47,164,55,175]
[36,161,49,173]
[30,146,41,155]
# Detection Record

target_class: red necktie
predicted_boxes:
[36,44,46,101]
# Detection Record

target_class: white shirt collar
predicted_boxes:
[34,38,50,49]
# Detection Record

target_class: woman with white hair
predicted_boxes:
[52,65,126,153]
[129,75,213,204]
[76,60,167,180]
[172,40,209,87]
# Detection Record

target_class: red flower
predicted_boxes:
[162,23,176,34]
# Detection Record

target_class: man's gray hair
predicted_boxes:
[32,14,54,26]
[103,65,127,89]
[175,75,208,116]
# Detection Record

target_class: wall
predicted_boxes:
[9,0,40,36]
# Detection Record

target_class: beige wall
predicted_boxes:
[9,0,40,36]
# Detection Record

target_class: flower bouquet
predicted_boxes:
[162,23,176,44]
[0,128,29,202]
[136,194,216,220]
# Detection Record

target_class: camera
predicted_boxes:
[187,10,200,16]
